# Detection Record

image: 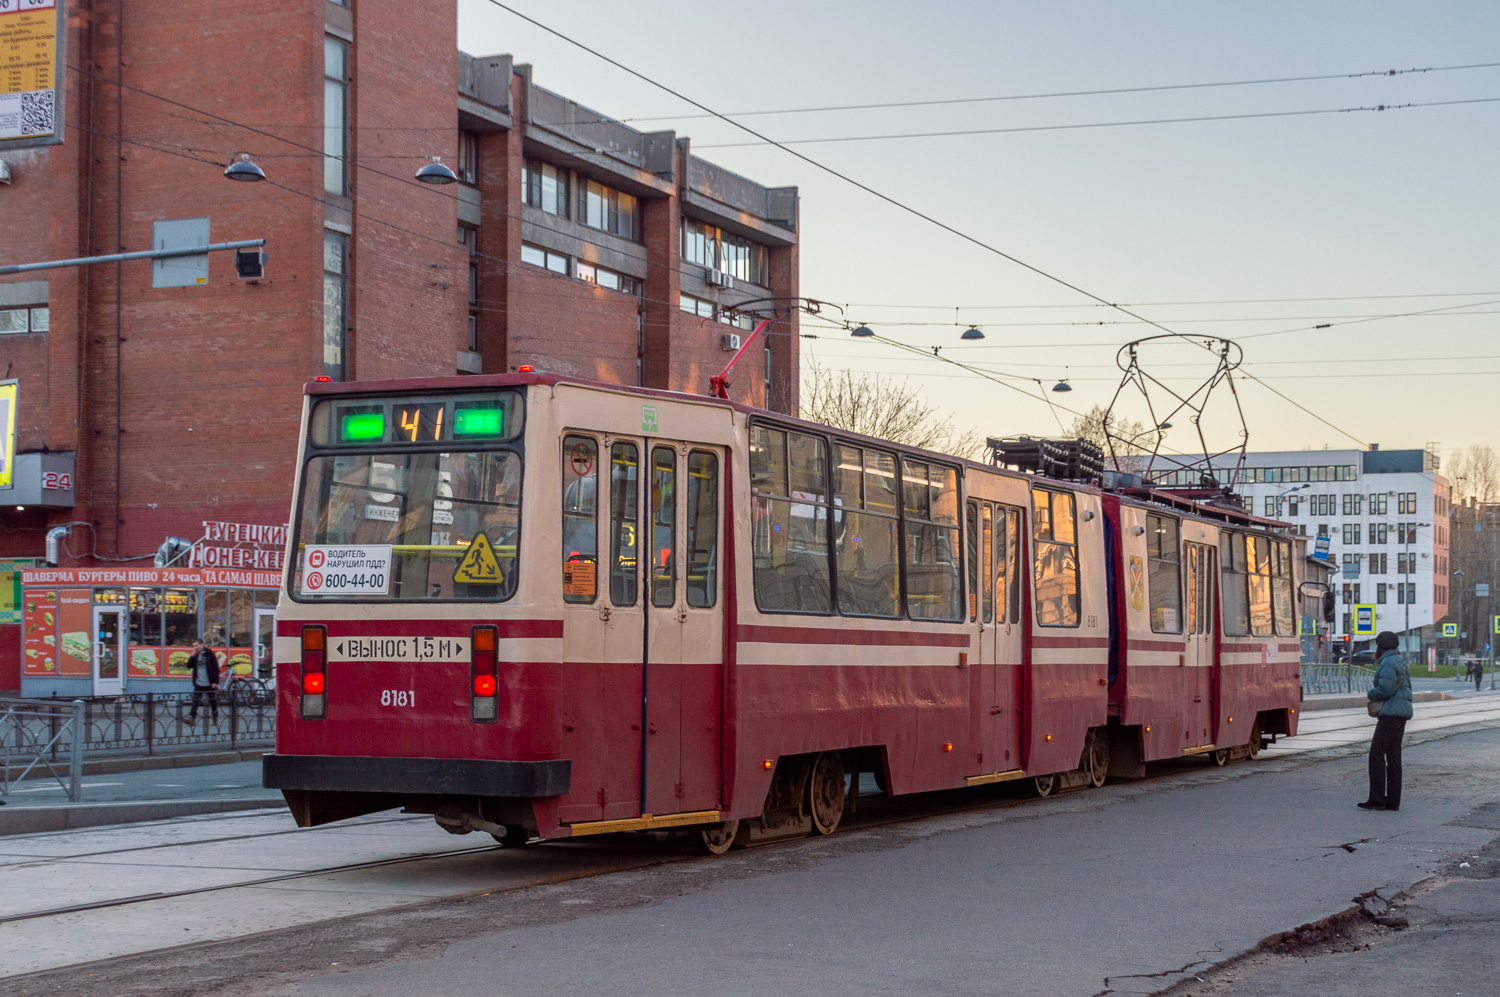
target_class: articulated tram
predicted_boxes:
[263,373,1300,853]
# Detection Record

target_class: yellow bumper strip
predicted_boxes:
[1182,744,1217,756]
[965,769,1026,787]
[565,810,722,837]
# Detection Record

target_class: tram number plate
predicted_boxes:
[327,636,471,662]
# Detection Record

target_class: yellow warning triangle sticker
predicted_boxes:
[453,532,503,584]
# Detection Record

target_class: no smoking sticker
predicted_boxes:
[569,442,594,477]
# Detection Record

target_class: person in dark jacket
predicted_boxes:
[1360,631,1413,811]
[185,639,221,725]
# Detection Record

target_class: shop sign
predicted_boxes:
[21,566,281,587]
[191,520,289,570]
[0,379,15,488]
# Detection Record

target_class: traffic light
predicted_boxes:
[235,248,267,280]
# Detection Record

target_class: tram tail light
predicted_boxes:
[472,625,498,722]
[301,625,327,719]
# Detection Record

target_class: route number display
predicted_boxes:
[300,545,393,597]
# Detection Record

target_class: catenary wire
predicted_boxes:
[692,97,1500,148]
[620,61,1500,122]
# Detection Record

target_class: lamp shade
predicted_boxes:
[415,160,459,185]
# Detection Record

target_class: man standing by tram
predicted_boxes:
[185,639,222,726]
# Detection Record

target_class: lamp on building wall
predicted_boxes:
[415,156,458,185]
[223,153,266,182]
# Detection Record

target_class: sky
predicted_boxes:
[456,0,1500,464]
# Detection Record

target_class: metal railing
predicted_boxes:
[1301,662,1378,696]
[28,688,276,757]
[2,697,84,802]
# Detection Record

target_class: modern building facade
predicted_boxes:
[0,3,799,693]
[1155,446,1450,649]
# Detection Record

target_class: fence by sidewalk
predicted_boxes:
[1301,662,1377,696]
[2,697,84,802]
[0,691,274,802]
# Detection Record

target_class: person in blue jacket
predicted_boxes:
[1360,631,1413,811]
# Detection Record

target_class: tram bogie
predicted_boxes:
[263,373,1302,846]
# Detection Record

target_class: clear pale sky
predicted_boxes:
[457,1,1499,461]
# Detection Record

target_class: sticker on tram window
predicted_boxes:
[453,533,504,584]
[300,545,393,597]
[563,557,597,598]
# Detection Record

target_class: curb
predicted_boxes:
[0,797,282,836]
[1301,690,1455,712]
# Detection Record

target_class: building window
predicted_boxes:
[520,243,568,274]
[458,131,479,185]
[576,261,640,296]
[1370,552,1387,574]
[1287,496,1299,516]
[681,218,770,286]
[0,306,47,334]
[1371,493,1388,515]
[324,37,349,196]
[522,159,568,217]
[459,225,480,350]
[579,178,638,240]
[1264,496,1276,517]
[322,231,347,380]
[679,293,714,318]
[1377,583,1387,604]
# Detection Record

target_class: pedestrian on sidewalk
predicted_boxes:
[1360,631,1412,812]
[185,639,221,726]
[1473,658,1483,692]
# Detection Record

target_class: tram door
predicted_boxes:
[967,500,1024,776]
[1184,543,1216,745]
[557,433,724,825]
[642,442,725,816]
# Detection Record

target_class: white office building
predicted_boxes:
[1152,446,1451,646]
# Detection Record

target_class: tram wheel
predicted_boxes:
[1082,728,1109,788]
[1032,773,1057,798]
[691,819,741,856]
[807,752,846,835]
[1210,748,1229,767]
[491,825,532,848]
[1246,719,1263,760]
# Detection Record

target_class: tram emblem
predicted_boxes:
[1127,555,1145,612]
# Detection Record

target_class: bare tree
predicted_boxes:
[800,360,985,459]
[1068,405,1152,472]
[1448,444,1500,506]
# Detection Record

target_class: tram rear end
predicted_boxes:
[263,379,568,839]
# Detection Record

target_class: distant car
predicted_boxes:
[1351,650,1376,667]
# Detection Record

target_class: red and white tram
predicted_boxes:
[264,373,1301,852]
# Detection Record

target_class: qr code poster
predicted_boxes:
[0,0,62,143]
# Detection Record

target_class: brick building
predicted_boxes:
[0,2,799,692]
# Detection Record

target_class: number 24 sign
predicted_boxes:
[41,471,71,491]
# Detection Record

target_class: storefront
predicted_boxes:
[18,567,280,698]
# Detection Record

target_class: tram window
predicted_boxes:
[751,425,832,614]
[685,451,718,608]
[1147,515,1182,633]
[562,435,599,604]
[1247,534,1274,636]
[967,502,980,622]
[609,443,639,606]
[902,461,962,621]
[1220,533,1250,635]
[1272,539,1295,636]
[981,504,994,624]
[1186,546,1200,634]
[999,505,1019,624]
[1033,489,1080,627]
[833,444,899,618]
[650,447,676,608]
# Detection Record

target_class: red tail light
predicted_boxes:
[472,625,498,722]
[301,625,327,719]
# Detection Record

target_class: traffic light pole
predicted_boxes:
[0,239,266,276]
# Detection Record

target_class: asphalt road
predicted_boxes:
[9,703,1499,997]
[0,759,279,808]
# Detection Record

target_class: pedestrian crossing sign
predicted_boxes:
[1493,615,1500,636]
[453,533,503,584]
[1352,604,1376,636]
[1443,623,1458,637]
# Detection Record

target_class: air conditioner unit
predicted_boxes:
[704,267,732,289]
[721,333,741,352]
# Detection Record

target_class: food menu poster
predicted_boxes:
[0,0,61,144]
[22,586,89,676]
[0,556,38,624]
